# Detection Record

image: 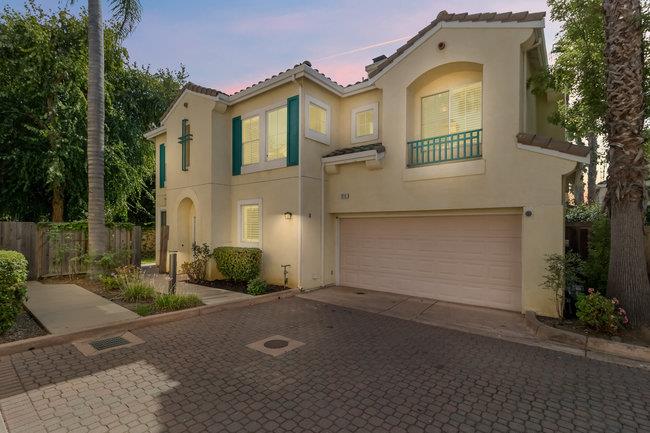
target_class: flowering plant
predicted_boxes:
[576,288,628,335]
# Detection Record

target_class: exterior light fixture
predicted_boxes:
[284,212,293,220]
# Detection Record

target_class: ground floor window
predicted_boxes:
[238,199,261,246]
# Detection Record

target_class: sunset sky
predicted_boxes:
[5,0,561,94]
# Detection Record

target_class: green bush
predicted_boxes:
[99,274,121,291]
[121,281,155,302]
[213,247,262,282]
[246,277,268,295]
[576,289,628,334]
[541,253,584,318]
[565,203,604,223]
[114,265,141,289]
[0,250,28,334]
[583,215,610,292]
[134,304,154,316]
[180,243,211,282]
[153,294,202,312]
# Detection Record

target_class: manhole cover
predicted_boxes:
[263,339,289,349]
[89,336,130,351]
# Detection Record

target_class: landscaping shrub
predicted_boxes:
[565,203,604,223]
[583,214,610,293]
[115,265,141,289]
[0,250,28,334]
[541,253,584,319]
[180,243,211,282]
[154,294,202,312]
[576,288,628,334]
[98,274,121,291]
[121,281,156,302]
[134,304,154,316]
[213,247,262,282]
[246,277,268,296]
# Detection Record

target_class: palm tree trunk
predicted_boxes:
[87,0,107,263]
[603,0,650,326]
[586,132,598,204]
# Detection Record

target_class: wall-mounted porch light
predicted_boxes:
[284,212,293,220]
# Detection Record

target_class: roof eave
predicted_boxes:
[144,125,166,140]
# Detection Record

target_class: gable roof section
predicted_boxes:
[158,82,227,126]
[368,10,546,78]
[516,132,590,162]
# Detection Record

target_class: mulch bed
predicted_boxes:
[191,279,287,295]
[0,309,47,344]
[539,316,650,348]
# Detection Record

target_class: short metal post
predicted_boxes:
[169,251,177,294]
[281,264,291,289]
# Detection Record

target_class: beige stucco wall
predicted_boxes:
[152,25,575,315]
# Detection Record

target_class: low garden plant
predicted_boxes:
[98,274,121,291]
[246,277,267,295]
[121,281,156,303]
[541,252,584,319]
[576,288,629,335]
[153,293,202,312]
[0,250,28,334]
[213,246,262,282]
[180,243,212,282]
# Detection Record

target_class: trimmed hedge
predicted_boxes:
[0,250,28,334]
[213,247,262,282]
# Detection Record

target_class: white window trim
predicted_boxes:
[305,95,331,145]
[237,198,262,247]
[351,102,379,144]
[240,101,289,175]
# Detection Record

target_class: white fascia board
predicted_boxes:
[144,125,166,140]
[517,143,590,164]
[321,149,384,165]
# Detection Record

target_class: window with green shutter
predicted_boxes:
[178,119,192,171]
[159,143,166,188]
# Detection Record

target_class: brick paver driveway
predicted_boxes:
[1,298,649,433]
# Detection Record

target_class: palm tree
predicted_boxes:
[83,0,141,265]
[603,0,650,326]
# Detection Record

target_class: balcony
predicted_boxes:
[407,129,482,167]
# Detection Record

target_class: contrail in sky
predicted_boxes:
[315,36,411,61]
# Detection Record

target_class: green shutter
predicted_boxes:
[159,143,166,188]
[232,116,242,175]
[287,95,299,166]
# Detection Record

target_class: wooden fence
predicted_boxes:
[0,222,141,279]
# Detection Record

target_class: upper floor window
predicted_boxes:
[266,106,287,161]
[305,95,330,145]
[179,119,192,171]
[421,82,482,139]
[351,102,379,143]
[242,115,260,166]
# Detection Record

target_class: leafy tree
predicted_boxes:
[0,3,185,226]
[531,0,606,203]
[603,0,650,326]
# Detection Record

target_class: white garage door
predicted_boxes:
[339,215,522,311]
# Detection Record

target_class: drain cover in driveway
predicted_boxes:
[90,336,130,351]
[247,335,304,357]
[73,332,144,356]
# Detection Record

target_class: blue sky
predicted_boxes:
[4,0,560,94]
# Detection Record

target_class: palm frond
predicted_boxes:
[109,0,142,36]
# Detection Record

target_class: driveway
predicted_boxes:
[1,297,649,433]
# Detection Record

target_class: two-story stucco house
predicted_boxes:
[145,11,589,317]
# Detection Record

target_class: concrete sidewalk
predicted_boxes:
[144,273,252,306]
[299,286,551,347]
[25,281,138,335]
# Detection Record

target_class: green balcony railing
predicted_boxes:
[407,129,482,167]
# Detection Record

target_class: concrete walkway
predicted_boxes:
[144,273,252,306]
[300,286,554,348]
[25,281,138,335]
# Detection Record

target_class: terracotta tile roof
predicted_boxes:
[516,133,589,157]
[368,10,546,78]
[323,143,385,158]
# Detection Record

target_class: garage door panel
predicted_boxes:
[340,215,522,311]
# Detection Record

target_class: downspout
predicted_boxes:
[292,74,304,290]
[320,161,325,288]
